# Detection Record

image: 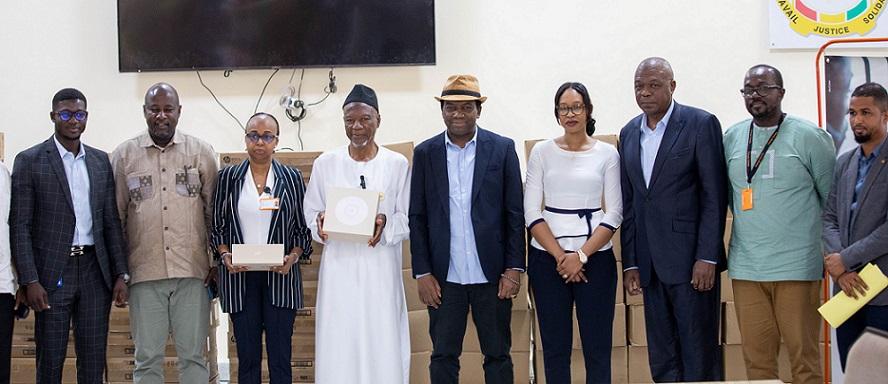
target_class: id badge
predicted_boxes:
[741,187,753,211]
[259,197,280,211]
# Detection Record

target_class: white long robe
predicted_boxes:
[303,145,411,384]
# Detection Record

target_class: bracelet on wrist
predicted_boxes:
[500,273,520,286]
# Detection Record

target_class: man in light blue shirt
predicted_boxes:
[410,75,526,384]
[443,130,489,284]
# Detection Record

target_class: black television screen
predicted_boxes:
[117,0,436,72]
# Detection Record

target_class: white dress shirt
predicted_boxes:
[0,161,16,294]
[237,166,274,245]
[54,137,93,246]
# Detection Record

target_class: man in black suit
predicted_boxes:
[619,58,727,382]
[11,88,129,383]
[410,74,525,384]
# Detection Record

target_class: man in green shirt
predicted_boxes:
[723,65,835,384]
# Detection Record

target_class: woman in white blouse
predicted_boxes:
[211,113,313,384]
[524,82,623,383]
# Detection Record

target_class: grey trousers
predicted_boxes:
[129,278,210,384]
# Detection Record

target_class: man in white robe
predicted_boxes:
[303,84,411,384]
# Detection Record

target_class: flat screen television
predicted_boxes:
[117,0,436,72]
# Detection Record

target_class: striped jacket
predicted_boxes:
[211,159,313,313]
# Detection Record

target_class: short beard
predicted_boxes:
[854,131,871,144]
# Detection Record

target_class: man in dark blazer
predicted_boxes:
[10,88,129,384]
[823,82,888,370]
[410,74,525,384]
[619,58,727,382]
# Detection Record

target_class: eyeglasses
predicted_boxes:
[556,104,585,116]
[55,110,88,122]
[245,132,277,144]
[740,85,782,98]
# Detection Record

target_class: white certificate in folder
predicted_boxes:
[232,244,285,270]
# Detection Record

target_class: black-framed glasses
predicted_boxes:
[556,104,585,116]
[55,110,88,122]
[245,132,278,144]
[740,85,782,98]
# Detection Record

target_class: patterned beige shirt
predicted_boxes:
[111,132,218,284]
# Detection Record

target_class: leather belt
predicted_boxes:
[69,245,95,257]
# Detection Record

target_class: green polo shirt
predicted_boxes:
[723,115,836,281]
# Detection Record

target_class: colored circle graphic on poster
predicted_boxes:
[776,0,886,37]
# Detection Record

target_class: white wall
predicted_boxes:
[3,1,887,379]
[3,1,885,162]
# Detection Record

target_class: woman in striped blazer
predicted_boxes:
[210,113,313,384]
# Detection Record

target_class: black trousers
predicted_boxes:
[230,271,298,384]
[836,303,888,370]
[0,293,14,384]
[428,281,513,384]
[529,247,616,384]
[643,267,722,382]
[35,251,110,384]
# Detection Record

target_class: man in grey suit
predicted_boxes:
[11,88,129,383]
[823,82,888,370]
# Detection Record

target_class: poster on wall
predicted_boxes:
[824,55,888,155]
[823,54,888,384]
[769,0,888,48]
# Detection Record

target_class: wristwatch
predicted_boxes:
[576,248,588,264]
[119,273,131,284]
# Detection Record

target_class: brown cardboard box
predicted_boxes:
[612,304,627,348]
[303,280,318,308]
[401,240,411,270]
[410,351,431,384]
[459,351,530,383]
[300,259,320,281]
[615,261,624,304]
[723,301,741,344]
[11,357,76,383]
[409,310,432,352]
[536,347,628,384]
[627,345,652,383]
[721,270,733,302]
[464,310,532,352]
[627,305,646,346]
[612,228,622,262]
[228,358,315,383]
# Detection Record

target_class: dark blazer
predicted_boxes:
[210,159,313,313]
[618,102,728,286]
[823,142,888,305]
[409,127,526,283]
[10,137,128,291]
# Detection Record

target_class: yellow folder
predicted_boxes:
[818,263,888,328]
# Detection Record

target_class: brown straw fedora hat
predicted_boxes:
[434,74,487,103]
